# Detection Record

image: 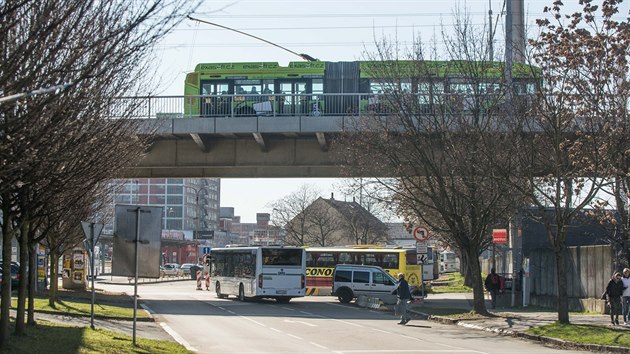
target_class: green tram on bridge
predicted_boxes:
[183,61,540,117]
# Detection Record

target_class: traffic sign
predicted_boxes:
[416,241,428,254]
[492,229,508,243]
[413,226,430,242]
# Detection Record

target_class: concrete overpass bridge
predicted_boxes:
[121,93,394,178]
[118,93,520,178]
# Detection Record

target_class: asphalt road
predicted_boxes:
[97,279,588,354]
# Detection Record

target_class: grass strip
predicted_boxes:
[0,320,190,354]
[528,322,630,348]
[430,273,473,293]
[11,296,149,319]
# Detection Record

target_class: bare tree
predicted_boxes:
[271,184,322,246]
[335,8,521,315]
[507,0,629,324]
[305,200,344,246]
[0,0,201,344]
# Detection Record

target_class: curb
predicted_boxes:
[415,310,630,354]
[98,278,192,286]
[31,309,156,322]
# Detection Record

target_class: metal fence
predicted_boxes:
[107,93,532,119]
[529,244,614,299]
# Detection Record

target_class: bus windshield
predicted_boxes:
[263,248,303,266]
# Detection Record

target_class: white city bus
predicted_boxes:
[210,246,306,303]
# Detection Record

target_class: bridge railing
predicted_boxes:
[108,93,535,119]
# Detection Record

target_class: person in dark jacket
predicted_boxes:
[605,271,625,325]
[484,268,502,309]
[391,273,412,325]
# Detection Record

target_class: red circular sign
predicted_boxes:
[413,226,430,241]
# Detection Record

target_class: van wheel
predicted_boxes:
[238,284,245,301]
[216,282,227,299]
[337,288,353,303]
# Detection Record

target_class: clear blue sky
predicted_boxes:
[152,0,586,222]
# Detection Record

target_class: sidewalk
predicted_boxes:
[97,274,193,285]
[410,292,630,353]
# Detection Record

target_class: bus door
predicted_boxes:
[277,80,308,115]
[200,81,230,116]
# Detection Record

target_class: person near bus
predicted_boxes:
[621,268,630,324]
[391,273,412,325]
[484,268,502,309]
[604,271,625,325]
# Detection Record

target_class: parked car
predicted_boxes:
[0,262,20,290]
[160,263,181,277]
[332,264,398,304]
[180,263,196,276]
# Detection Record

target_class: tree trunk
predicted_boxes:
[15,222,29,335]
[463,245,490,315]
[459,251,473,287]
[555,247,570,323]
[49,250,59,308]
[0,204,13,347]
[27,244,36,325]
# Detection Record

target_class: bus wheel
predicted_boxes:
[337,288,353,304]
[276,297,291,304]
[216,282,227,299]
[238,284,245,302]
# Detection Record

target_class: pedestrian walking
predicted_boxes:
[391,273,412,325]
[604,271,625,325]
[622,268,630,325]
[484,268,501,309]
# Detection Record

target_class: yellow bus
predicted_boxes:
[304,246,422,295]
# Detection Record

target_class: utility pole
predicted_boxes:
[488,0,494,60]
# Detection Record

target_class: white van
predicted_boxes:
[332,264,398,304]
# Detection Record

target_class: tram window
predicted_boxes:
[370,82,387,94]
[262,80,274,94]
[400,81,412,92]
[312,79,323,94]
[235,79,262,95]
[202,83,229,95]
[451,83,474,93]
[526,82,536,94]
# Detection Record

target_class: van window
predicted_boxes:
[334,270,352,282]
[373,271,394,285]
[353,271,370,284]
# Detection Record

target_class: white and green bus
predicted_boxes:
[210,246,306,303]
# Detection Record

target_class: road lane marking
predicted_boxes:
[141,303,198,352]
[371,328,391,334]
[333,350,485,353]
[310,341,328,349]
[334,319,364,327]
[284,319,317,327]
[159,322,198,352]
[287,333,303,340]
[299,310,325,318]
[269,327,282,333]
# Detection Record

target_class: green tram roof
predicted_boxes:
[190,60,540,80]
